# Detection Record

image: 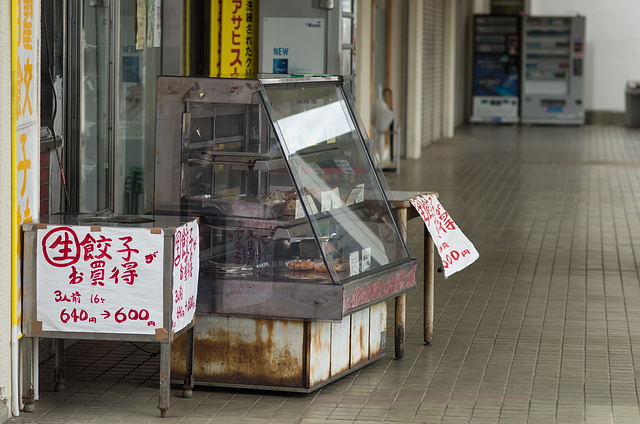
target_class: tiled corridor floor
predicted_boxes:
[9,124,640,423]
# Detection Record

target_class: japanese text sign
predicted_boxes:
[220,0,257,77]
[36,225,165,334]
[13,0,41,334]
[171,220,200,332]
[411,194,479,277]
[15,0,38,128]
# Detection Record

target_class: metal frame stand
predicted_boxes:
[19,221,197,418]
[392,191,437,359]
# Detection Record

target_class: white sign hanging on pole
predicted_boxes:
[410,194,479,277]
[171,220,199,333]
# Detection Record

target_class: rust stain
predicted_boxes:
[170,332,188,379]
[330,319,350,377]
[358,325,366,364]
[311,326,324,353]
[173,319,304,388]
[332,361,349,376]
[351,324,368,368]
[309,323,331,387]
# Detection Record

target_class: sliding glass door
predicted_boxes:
[67,0,180,215]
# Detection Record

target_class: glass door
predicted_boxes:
[67,0,171,215]
[71,0,111,213]
[117,1,162,214]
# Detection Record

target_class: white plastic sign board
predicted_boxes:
[410,194,479,277]
[36,225,165,335]
[261,17,325,74]
[171,220,199,332]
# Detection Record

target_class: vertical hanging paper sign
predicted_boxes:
[410,194,479,278]
[210,0,222,77]
[146,0,154,47]
[153,0,162,47]
[220,0,258,77]
[14,0,41,335]
[136,0,146,50]
[171,220,200,333]
[146,0,162,48]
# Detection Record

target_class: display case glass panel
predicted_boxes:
[154,76,416,320]
[261,81,409,284]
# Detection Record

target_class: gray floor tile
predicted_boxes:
[11,125,640,423]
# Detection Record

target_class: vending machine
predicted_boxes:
[471,15,521,123]
[520,16,585,124]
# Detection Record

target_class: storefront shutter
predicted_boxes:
[422,0,445,147]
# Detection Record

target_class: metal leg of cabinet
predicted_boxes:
[158,341,171,418]
[395,295,406,359]
[391,191,437,357]
[395,206,408,359]
[424,229,434,345]
[20,337,36,413]
[54,339,65,392]
[182,327,195,398]
[159,325,195,417]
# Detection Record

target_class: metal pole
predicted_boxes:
[424,228,434,344]
[54,339,65,392]
[158,341,170,417]
[395,206,408,359]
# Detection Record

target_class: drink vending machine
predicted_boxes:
[471,15,521,123]
[520,16,585,124]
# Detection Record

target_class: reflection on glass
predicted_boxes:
[276,101,352,154]
[342,17,352,44]
[79,0,110,212]
[340,50,352,75]
[117,1,161,214]
[263,82,408,283]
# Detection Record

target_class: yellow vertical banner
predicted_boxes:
[12,0,40,336]
[209,0,221,77]
[220,0,258,78]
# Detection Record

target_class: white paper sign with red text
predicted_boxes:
[411,194,479,277]
[36,225,165,334]
[171,220,199,333]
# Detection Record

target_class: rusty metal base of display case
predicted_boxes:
[171,355,385,394]
[170,303,388,393]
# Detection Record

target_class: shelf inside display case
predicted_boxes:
[155,75,417,321]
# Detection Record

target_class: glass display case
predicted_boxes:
[155,75,417,321]
[155,75,417,391]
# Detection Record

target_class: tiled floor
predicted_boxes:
[9,124,640,423]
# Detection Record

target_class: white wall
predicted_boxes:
[531,0,640,112]
[0,0,13,419]
[473,0,490,14]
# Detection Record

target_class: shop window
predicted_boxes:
[66,0,176,215]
